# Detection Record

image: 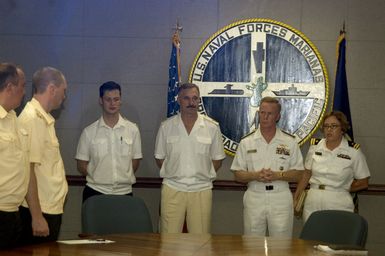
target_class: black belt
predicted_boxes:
[265,185,274,191]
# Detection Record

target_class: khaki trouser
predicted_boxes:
[160,184,212,234]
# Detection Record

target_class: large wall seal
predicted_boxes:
[189,19,329,155]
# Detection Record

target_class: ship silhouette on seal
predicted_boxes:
[272,84,310,96]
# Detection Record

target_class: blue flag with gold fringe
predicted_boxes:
[167,32,181,117]
[332,30,354,141]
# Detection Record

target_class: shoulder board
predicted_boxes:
[348,141,360,149]
[281,130,295,138]
[166,115,178,121]
[121,117,136,126]
[202,115,219,125]
[241,129,256,140]
[310,138,321,145]
[131,121,138,128]
[35,110,44,119]
[121,116,129,123]
[161,115,177,125]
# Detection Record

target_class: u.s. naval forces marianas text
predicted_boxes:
[189,19,328,155]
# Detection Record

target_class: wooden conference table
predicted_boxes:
[2,233,330,256]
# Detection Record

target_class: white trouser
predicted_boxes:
[243,186,293,237]
[303,188,354,223]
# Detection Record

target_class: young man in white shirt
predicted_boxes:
[76,81,142,202]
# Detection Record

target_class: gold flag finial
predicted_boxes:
[172,19,183,46]
[173,18,183,34]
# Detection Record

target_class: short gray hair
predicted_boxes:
[178,83,200,96]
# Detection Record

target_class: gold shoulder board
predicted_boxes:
[348,141,360,150]
[310,138,321,145]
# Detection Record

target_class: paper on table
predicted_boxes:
[57,239,115,245]
[314,245,368,255]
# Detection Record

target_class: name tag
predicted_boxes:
[315,151,322,156]
[337,153,351,160]
[247,149,257,153]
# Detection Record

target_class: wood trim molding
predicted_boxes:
[66,175,385,196]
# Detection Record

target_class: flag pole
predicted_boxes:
[173,19,183,82]
[167,20,183,117]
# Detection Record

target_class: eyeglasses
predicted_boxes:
[323,124,341,130]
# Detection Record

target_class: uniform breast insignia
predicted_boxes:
[337,153,351,160]
[315,151,322,156]
[276,144,290,156]
[310,138,321,145]
[247,149,257,153]
[348,141,360,150]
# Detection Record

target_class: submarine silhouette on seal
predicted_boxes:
[208,84,244,95]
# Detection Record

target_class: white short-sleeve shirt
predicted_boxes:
[305,137,370,191]
[154,114,226,192]
[231,128,304,188]
[76,115,142,194]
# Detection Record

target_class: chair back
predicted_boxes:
[82,195,153,235]
[300,210,368,247]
